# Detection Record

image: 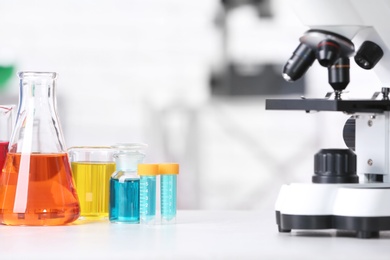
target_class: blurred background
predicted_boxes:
[0,0,381,210]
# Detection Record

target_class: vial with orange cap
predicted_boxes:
[138,163,158,224]
[159,163,179,224]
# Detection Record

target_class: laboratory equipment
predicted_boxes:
[109,143,147,224]
[0,71,80,226]
[138,163,158,224]
[68,146,115,220]
[159,163,179,224]
[0,105,15,170]
[266,0,390,238]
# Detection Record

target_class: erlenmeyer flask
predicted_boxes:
[0,71,80,226]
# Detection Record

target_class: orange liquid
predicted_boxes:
[0,153,80,225]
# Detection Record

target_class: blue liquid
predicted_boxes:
[109,178,140,223]
[140,176,156,223]
[160,175,177,221]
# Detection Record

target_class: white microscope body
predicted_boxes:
[268,0,390,238]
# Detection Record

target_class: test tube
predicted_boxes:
[159,163,179,224]
[138,163,158,224]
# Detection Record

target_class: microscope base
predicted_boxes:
[275,183,390,238]
[276,211,390,238]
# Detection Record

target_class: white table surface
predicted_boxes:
[1,210,390,260]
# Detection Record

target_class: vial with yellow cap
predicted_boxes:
[138,163,158,224]
[159,163,179,224]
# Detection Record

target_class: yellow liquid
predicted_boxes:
[71,161,115,219]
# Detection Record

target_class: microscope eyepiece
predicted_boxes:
[317,40,341,67]
[282,43,316,82]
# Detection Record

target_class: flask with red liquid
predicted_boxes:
[0,72,80,225]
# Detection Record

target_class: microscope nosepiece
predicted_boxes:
[317,40,341,67]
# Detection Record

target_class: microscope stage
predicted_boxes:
[266,98,390,113]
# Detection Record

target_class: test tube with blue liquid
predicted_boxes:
[159,163,179,224]
[138,164,158,224]
[109,143,147,224]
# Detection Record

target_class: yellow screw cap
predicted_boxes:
[138,164,159,176]
[158,163,179,175]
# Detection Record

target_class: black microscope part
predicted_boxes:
[282,43,316,82]
[328,57,350,93]
[265,98,390,113]
[313,149,358,184]
[343,117,355,151]
[317,39,341,67]
[355,41,384,70]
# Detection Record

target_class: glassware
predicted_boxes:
[0,105,15,170]
[0,71,80,226]
[159,163,179,224]
[68,146,115,220]
[109,143,147,224]
[138,163,158,224]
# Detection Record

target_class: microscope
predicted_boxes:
[267,0,390,238]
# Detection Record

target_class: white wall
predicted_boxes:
[0,0,218,143]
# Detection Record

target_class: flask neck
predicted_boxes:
[19,72,57,106]
[114,152,145,172]
[10,72,66,154]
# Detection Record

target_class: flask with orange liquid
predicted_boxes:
[0,72,80,226]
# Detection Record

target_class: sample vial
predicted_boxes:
[109,143,147,224]
[159,163,179,224]
[138,164,158,224]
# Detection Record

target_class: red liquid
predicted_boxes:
[0,141,8,171]
[0,153,80,225]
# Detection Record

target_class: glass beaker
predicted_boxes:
[68,146,115,220]
[0,71,80,226]
[109,143,147,224]
[0,105,15,170]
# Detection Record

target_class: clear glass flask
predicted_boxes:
[109,143,147,224]
[0,105,15,170]
[0,71,80,226]
[138,163,158,224]
[68,146,115,220]
[159,163,179,224]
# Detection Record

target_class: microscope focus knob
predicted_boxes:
[354,41,383,70]
[313,149,358,184]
